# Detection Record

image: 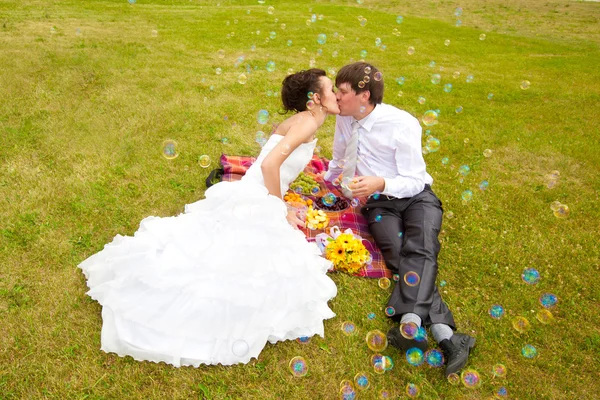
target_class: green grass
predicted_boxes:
[1,0,599,398]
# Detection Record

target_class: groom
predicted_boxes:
[323,62,475,377]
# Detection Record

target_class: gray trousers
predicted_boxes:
[362,185,456,329]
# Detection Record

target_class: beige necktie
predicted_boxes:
[341,120,359,199]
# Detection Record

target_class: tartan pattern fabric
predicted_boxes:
[218,154,392,279]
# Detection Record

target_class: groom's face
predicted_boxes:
[335,82,363,118]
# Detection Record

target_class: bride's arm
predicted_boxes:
[261,118,318,199]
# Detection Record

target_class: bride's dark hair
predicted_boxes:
[281,69,327,113]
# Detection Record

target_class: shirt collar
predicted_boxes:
[356,104,381,132]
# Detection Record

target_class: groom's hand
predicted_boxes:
[348,176,385,197]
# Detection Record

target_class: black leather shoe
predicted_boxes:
[439,333,476,377]
[387,325,429,352]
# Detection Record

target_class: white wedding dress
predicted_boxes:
[78,134,337,367]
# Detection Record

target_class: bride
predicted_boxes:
[78,69,340,367]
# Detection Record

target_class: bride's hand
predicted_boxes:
[286,209,305,230]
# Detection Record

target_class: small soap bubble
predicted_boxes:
[221,137,229,144]
[378,277,391,289]
[452,71,460,79]
[286,39,293,47]
[441,157,449,165]
[512,316,530,333]
[363,75,371,83]
[257,109,269,124]
[492,364,507,378]
[426,137,441,153]
[455,19,462,27]
[374,214,382,222]
[359,106,366,114]
[443,83,453,93]
[521,268,540,284]
[289,356,308,377]
[455,106,464,114]
[444,39,451,46]
[431,74,441,84]
[461,190,473,202]
[404,271,420,286]
[367,312,376,320]
[358,81,366,89]
[231,339,249,357]
[215,67,222,75]
[466,75,474,83]
[554,204,569,218]
[366,330,388,352]
[520,80,531,90]
[311,185,320,195]
[406,348,424,367]
[479,180,489,190]
[322,193,337,206]
[306,99,315,110]
[407,46,415,55]
[341,321,357,336]
[425,349,444,367]
[296,336,311,344]
[359,18,367,27]
[317,33,327,45]
[422,110,438,126]
[162,140,178,159]
[372,193,380,200]
[454,7,463,17]
[521,344,538,358]
[496,387,508,398]
[267,5,275,14]
[360,49,368,59]
[429,60,436,68]
[392,273,400,281]
[447,373,460,385]
[418,96,426,105]
[539,293,557,308]
[459,165,471,176]
[483,149,493,157]
[237,73,247,84]
[384,306,395,316]
[487,93,494,100]
[354,372,370,390]
[489,304,505,319]
[440,280,447,287]
[536,309,554,324]
[373,71,382,81]
[479,33,487,40]
[379,389,391,399]
[396,15,404,24]
[266,61,276,72]
[406,383,420,398]
[461,369,481,389]
[151,29,158,37]
[198,155,211,168]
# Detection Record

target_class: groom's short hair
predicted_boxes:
[336,62,384,105]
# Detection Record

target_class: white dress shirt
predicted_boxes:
[324,103,432,199]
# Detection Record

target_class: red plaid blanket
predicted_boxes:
[219,154,391,279]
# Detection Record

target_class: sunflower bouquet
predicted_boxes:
[324,232,371,275]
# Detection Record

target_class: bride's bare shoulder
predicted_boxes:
[274,112,318,138]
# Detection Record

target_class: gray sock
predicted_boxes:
[431,323,453,343]
[400,313,422,327]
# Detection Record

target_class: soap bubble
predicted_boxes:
[198,155,211,168]
[400,322,418,339]
[363,75,371,83]
[317,33,326,45]
[237,73,247,84]
[479,180,489,190]
[521,344,537,358]
[520,80,531,90]
[459,165,471,176]
[367,312,376,320]
[443,83,453,93]
[489,304,505,319]
[354,372,370,390]
[267,6,275,14]
[425,349,444,367]
[447,373,460,385]
[429,60,436,68]
[461,369,481,388]
[452,71,460,79]
[379,389,391,399]
[406,347,424,366]
[374,71,382,81]
[539,293,557,308]
[492,364,507,378]
[269,31,276,40]
[322,193,337,206]
[479,33,487,40]
[289,356,308,377]
[341,321,357,336]
[554,204,569,218]
[378,277,391,289]
[536,309,554,324]
[512,316,530,333]
[404,271,420,286]
[340,383,356,400]
[257,109,269,124]
[396,15,404,24]
[466,75,474,83]
[444,39,451,46]
[431,74,441,84]
[483,149,493,157]
[496,387,508,398]
[407,46,415,55]
[461,190,473,202]
[406,383,420,398]
[521,268,540,284]
[266,61,276,72]
[441,157,449,165]
[215,67,222,75]
[374,214,382,222]
[417,96,426,105]
[360,49,368,58]
[455,106,464,114]
[454,7,463,17]
[162,140,178,159]
[366,330,388,352]
[425,137,441,153]
[422,110,439,126]
[231,339,249,357]
[487,93,494,100]
[296,336,311,344]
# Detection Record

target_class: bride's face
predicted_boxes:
[316,76,340,115]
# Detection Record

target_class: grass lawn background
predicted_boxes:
[1,0,599,398]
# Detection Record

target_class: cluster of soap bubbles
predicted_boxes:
[550,200,569,218]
